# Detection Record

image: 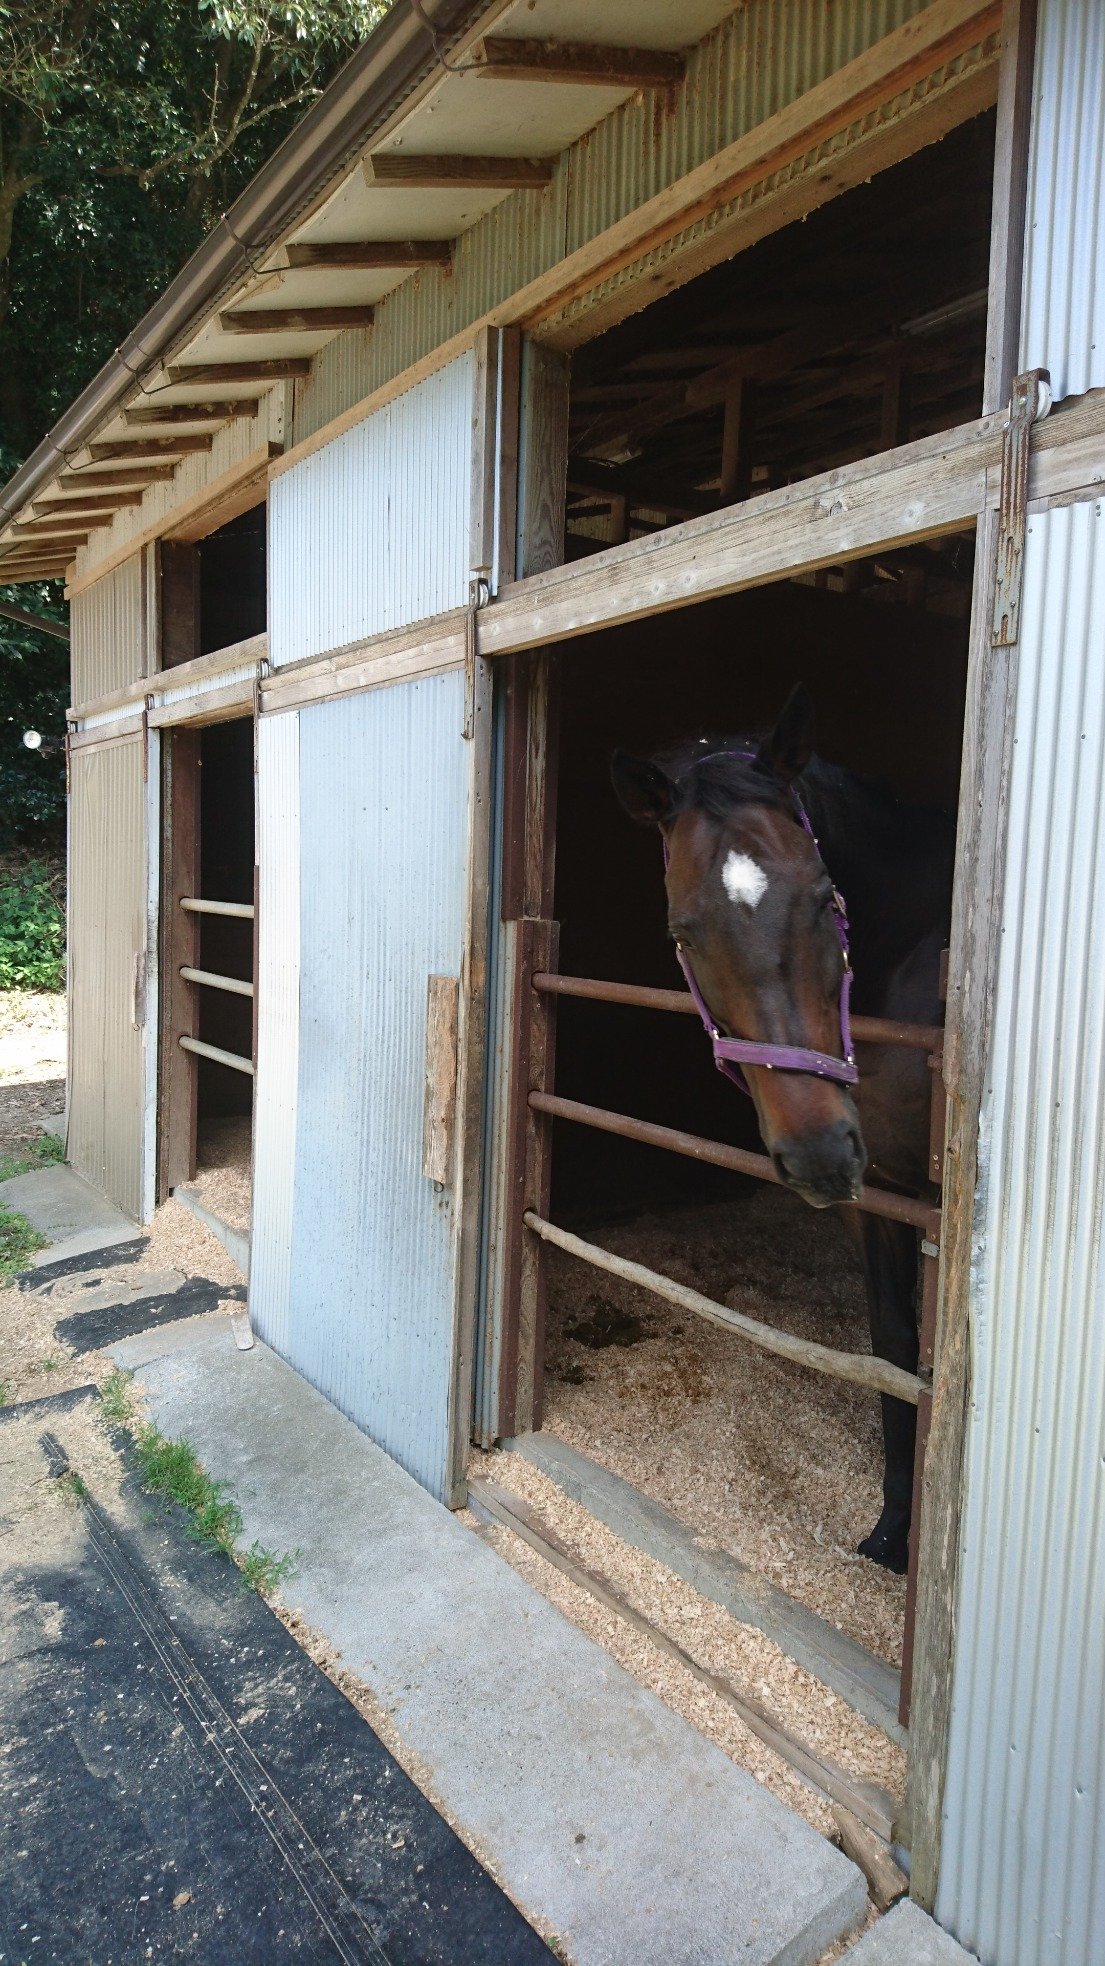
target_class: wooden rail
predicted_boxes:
[529,1090,940,1237]
[532,971,941,1054]
[179,964,253,999]
[180,896,255,920]
[178,1035,254,1076]
[525,1213,923,1404]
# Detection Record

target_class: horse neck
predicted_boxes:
[795,760,950,976]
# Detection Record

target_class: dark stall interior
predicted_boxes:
[199,506,266,655]
[548,566,971,1222]
[195,717,254,1137]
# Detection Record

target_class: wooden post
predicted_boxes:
[158,728,200,1198]
[907,0,1039,1908]
[159,542,200,669]
[720,376,754,503]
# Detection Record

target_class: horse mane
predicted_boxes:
[657,738,795,823]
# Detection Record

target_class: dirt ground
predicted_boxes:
[540,1184,907,1666]
[0,990,66,1157]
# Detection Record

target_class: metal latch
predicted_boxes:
[992,368,1051,647]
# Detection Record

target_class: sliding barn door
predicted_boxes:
[252,343,502,1501]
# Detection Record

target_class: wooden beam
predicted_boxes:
[59,466,178,488]
[469,37,685,88]
[166,358,311,385]
[284,239,453,271]
[220,304,376,334]
[124,401,260,426]
[10,522,91,541]
[34,492,144,514]
[365,153,554,189]
[90,435,214,460]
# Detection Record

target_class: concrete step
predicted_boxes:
[110,1316,867,1966]
[844,1899,975,1962]
[0,1161,137,1268]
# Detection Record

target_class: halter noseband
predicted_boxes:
[665,750,858,1096]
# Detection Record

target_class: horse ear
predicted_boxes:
[610,750,677,826]
[756,683,815,785]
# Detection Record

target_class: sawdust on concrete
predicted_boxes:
[542,1185,906,1665]
[141,1196,245,1291]
[468,1446,905,1841]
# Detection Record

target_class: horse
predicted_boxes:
[610,684,954,1573]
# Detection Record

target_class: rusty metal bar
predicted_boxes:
[531,971,941,1053]
[180,895,255,920]
[179,964,254,999]
[525,1211,923,1405]
[529,1089,940,1236]
[178,1034,254,1076]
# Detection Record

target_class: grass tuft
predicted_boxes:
[99,1367,134,1427]
[239,1541,299,1598]
[0,1133,65,1185]
[0,1203,47,1282]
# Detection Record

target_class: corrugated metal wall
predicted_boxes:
[249,712,301,1352]
[293,0,934,446]
[67,738,148,1220]
[269,353,473,667]
[937,9,1105,1959]
[283,673,470,1498]
[70,555,145,705]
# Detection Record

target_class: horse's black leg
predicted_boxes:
[855,1215,919,1573]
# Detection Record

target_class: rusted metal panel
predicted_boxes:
[992,368,1051,646]
[70,555,145,705]
[67,737,148,1220]
[938,500,1105,1964]
[270,353,474,666]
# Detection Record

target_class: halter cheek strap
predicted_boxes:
[665,751,859,1096]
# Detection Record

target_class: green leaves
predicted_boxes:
[0,858,65,989]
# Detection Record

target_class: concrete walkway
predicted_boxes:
[843,1899,976,1962]
[0,1161,136,1266]
[111,1315,866,1966]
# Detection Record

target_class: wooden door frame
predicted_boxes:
[490,7,1040,1886]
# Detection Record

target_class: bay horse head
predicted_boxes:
[611,685,866,1210]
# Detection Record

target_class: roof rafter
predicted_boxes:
[89,435,214,461]
[167,359,312,384]
[124,401,261,426]
[468,37,685,88]
[364,154,554,189]
[284,239,453,270]
[220,305,376,334]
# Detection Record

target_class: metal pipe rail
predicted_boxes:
[180,896,255,920]
[178,1035,254,1076]
[528,1089,940,1238]
[525,1211,923,1406]
[179,964,254,999]
[531,971,941,1054]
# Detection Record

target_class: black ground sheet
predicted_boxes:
[0,1403,552,1965]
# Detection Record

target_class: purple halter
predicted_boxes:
[665,750,858,1096]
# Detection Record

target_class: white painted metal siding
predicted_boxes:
[938,501,1105,1966]
[284,673,469,1498]
[1019,0,1105,401]
[269,353,473,667]
[70,556,145,704]
[937,13,1105,1957]
[249,712,301,1351]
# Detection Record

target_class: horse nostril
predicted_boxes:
[772,1120,865,1205]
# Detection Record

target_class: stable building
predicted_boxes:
[3,2,1104,1958]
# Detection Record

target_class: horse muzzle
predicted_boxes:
[771,1118,866,1209]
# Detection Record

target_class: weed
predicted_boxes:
[134,1428,243,1555]
[0,862,65,991]
[239,1541,298,1598]
[99,1368,134,1427]
[40,1354,58,1373]
[0,1382,9,1407]
[56,1469,87,1504]
[0,1203,47,1282]
[0,1134,65,1183]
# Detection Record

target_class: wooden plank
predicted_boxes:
[495,326,522,591]
[166,359,311,385]
[261,614,468,715]
[149,678,257,729]
[468,1476,900,1842]
[469,37,685,88]
[220,305,376,334]
[517,342,569,579]
[159,728,200,1198]
[422,974,460,1185]
[70,632,267,721]
[285,239,453,270]
[832,1806,909,1910]
[124,401,260,426]
[469,326,500,580]
[90,436,213,460]
[59,466,179,488]
[364,155,554,189]
[527,1211,926,1403]
[907,0,1040,1911]
[66,443,281,597]
[35,492,145,513]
